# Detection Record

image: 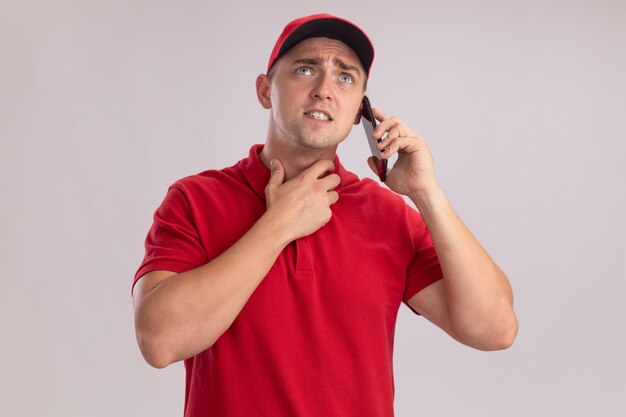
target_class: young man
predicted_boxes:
[132,14,517,417]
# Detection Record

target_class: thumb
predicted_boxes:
[367,156,379,175]
[267,159,285,190]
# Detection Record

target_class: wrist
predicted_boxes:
[254,209,294,252]
[408,186,448,215]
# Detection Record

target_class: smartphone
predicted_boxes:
[361,96,387,182]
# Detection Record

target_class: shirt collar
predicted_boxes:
[238,144,351,201]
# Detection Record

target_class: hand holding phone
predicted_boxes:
[361,96,387,182]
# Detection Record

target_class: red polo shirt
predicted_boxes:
[135,144,443,417]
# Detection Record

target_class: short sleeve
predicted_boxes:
[402,208,443,305]
[133,185,208,291]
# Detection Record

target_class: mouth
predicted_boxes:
[305,110,332,121]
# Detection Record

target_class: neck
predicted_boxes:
[259,140,338,181]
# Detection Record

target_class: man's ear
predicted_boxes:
[354,98,364,125]
[256,74,272,109]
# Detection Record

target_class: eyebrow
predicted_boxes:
[292,58,362,77]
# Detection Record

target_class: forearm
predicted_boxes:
[134,159,340,367]
[134,212,291,368]
[410,187,517,349]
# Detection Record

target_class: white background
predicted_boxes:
[1,1,625,416]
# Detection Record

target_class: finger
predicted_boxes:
[372,107,417,139]
[388,123,412,139]
[379,139,398,159]
[372,109,417,141]
[377,124,410,149]
[372,107,389,123]
[319,173,341,191]
[380,136,424,159]
[327,190,339,205]
[374,115,406,140]
[266,159,285,190]
[303,159,336,180]
[369,108,390,140]
[372,107,387,139]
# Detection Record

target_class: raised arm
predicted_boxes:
[133,159,340,368]
[368,108,518,351]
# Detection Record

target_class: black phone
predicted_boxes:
[361,96,387,182]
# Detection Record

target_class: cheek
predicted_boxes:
[341,97,362,123]
[270,92,290,122]
[271,84,301,115]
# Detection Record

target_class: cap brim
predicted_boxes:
[274,17,374,76]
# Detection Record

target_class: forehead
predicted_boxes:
[280,37,364,70]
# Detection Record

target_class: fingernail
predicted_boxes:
[270,159,277,169]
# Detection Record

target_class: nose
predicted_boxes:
[311,73,333,101]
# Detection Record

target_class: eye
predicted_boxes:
[296,66,313,76]
[339,73,354,84]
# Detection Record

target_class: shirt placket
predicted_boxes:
[293,237,313,276]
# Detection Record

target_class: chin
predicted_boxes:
[292,134,337,150]
[303,139,342,151]
[287,124,348,151]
